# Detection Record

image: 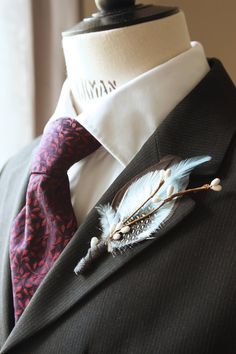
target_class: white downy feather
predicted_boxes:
[96,204,118,234]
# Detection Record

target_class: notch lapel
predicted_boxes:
[1,58,236,353]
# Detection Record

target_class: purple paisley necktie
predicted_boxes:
[9,118,101,323]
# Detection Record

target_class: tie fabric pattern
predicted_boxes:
[9,118,101,323]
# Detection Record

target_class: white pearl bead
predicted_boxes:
[210,178,221,187]
[115,221,123,231]
[120,226,130,234]
[109,224,116,234]
[113,233,121,240]
[90,237,99,248]
[211,185,222,192]
[167,185,174,197]
[159,169,165,180]
[164,168,171,179]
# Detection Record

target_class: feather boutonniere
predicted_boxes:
[74,155,222,275]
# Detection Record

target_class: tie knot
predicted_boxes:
[31,118,101,175]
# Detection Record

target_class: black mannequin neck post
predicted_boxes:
[63,0,180,36]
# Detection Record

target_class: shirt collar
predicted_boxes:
[46,41,210,167]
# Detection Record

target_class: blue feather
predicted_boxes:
[97,155,212,254]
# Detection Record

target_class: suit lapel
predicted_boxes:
[1,132,167,352]
[1,58,236,353]
[1,134,196,353]
[156,58,236,175]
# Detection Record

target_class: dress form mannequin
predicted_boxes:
[62,0,191,113]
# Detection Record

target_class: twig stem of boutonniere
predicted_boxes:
[123,177,166,224]
[109,179,222,240]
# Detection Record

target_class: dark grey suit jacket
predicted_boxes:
[0,59,236,354]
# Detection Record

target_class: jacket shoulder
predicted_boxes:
[0,137,41,179]
[0,137,41,231]
[0,137,41,266]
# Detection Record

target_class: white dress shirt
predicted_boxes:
[46,41,210,224]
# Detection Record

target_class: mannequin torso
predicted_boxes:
[62,11,191,113]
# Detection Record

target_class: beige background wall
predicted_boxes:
[82,0,236,83]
